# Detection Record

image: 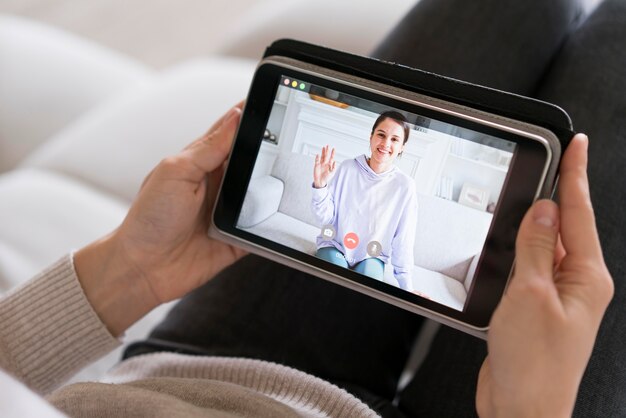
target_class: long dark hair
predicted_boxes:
[370,111,410,144]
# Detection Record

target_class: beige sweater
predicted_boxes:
[0,255,378,417]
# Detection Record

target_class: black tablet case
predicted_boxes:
[263,39,575,150]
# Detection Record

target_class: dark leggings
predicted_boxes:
[125,1,626,416]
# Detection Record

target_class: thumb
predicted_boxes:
[186,107,242,175]
[513,199,560,283]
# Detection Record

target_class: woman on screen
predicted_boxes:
[311,110,418,291]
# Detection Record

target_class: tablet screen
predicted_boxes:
[235,75,517,313]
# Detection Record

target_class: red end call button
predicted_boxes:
[343,232,359,250]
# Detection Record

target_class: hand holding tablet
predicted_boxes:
[477,134,613,417]
[74,104,247,336]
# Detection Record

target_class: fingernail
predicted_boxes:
[574,132,589,149]
[533,200,557,227]
[224,107,241,124]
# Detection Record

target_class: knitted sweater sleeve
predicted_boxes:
[0,254,120,395]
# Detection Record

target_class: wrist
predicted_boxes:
[483,406,572,418]
[74,231,159,336]
[481,392,574,418]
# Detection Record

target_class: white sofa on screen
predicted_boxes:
[238,152,493,310]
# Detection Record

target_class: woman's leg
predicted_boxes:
[372,0,584,95]
[534,1,626,415]
[318,248,385,282]
[316,246,350,268]
[353,258,385,281]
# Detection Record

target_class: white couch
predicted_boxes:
[239,152,493,310]
[0,2,414,384]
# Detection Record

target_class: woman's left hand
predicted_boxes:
[74,104,247,336]
[476,134,613,418]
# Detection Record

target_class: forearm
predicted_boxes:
[0,254,120,394]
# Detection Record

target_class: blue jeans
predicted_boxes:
[316,247,385,281]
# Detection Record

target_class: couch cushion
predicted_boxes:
[414,194,493,282]
[0,168,128,292]
[237,175,284,228]
[214,0,414,59]
[412,266,467,311]
[0,15,152,172]
[242,212,319,256]
[271,153,319,227]
[383,264,467,311]
[21,58,256,203]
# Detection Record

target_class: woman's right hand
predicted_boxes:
[313,145,336,188]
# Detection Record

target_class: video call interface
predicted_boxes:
[236,75,516,312]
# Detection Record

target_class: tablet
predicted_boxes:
[210,55,562,338]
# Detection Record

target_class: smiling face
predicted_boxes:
[368,117,406,172]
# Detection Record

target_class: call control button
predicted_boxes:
[343,232,359,250]
[321,224,336,240]
[367,241,382,257]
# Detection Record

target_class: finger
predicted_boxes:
[203,100,245,137]
[331,160,336,172]
[184,107,242,178]
[513,199,560,283]
[202,159,229,217]
[322,145,328,164]
[205,164,225,217]
[558,134,602,260]
[314,154,320,180]
[184,101,244,151]
[330,147,336,165]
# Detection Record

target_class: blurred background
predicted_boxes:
[0,0,439,67]
[1,0,260,67]
[0,0,601,67]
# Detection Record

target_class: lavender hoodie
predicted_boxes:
[311,154,418,291]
